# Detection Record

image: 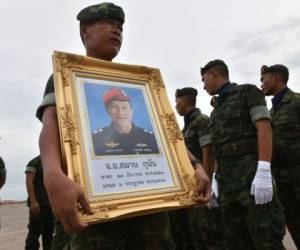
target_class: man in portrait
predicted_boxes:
[92,87,159,155]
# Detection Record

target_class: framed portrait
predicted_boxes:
[53,51,200,224]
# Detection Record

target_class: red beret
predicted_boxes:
[103,88,130,105]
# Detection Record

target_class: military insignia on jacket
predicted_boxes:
[105,141,120,147]
[136,143,148,147]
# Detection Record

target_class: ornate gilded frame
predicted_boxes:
[53,51,200,224]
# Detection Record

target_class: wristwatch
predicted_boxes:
[191,158,201,168]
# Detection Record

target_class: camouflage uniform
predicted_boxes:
[170,108,225,250]
[25,156,54,250]
[209,82,285,250]
[36,3,174,250]
[0,157,6,229]
[0,156,6,183]
[270,87,300,248]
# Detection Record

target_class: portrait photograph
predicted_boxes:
[84,82,160,156]
[75,76,175,197]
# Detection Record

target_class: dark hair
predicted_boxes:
[201,59,229,78]
[184,95,196,106]
[261,64,289,84]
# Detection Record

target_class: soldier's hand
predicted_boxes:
[30,201,41,214]
[207,173,219,209]
[250,161,273,205]
[194,165,211,203]
[44,172,93,233]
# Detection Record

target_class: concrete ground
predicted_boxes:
[0,203,297,249]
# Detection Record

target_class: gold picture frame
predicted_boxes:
[53,51,199,224]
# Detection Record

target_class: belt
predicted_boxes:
[220,138,257,158]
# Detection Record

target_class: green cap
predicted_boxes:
[201,59,228,76]
[261,64,289,83]
[175,87,198,98]
[77,2,125,24]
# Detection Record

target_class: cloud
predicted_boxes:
[230,17,300,57]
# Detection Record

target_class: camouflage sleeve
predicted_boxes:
[25,156,40,174]
[242,84,270,123]
[36,74,56,121]
[293,92,300,122]
[196,115,212,147]
[0,157,6,176]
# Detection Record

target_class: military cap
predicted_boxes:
[201,59,228,75]
[175,87,198,98]
[77,2,125,24]
[261,64,289,83]
[103,88,130,105]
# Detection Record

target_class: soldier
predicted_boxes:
[169,87,225,250]
[25,155,54,250]
[36,3,211,249]
[261,64,300,248]
[92,87,159,155]
[200,59,285,250]
[0,157,6,189]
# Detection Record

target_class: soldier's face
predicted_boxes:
[82,19,123,61]
[261,73,277,96]
[202,71,218,95]
[175,97,188,116]
[107,100,133,127]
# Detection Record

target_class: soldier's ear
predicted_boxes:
[80,24,89,46]
[210,69,218,79]
[273,73,281,83]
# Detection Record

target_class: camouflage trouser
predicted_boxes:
[51,219,71,250]
[25,207,54,250]
[169,208,198,250]
[276,181,300,248]
[219,188,285,250]
[63,212,174,250]
[193,207,225,250]
[169,207,225,250]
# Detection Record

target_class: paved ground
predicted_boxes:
[0,203,297,250]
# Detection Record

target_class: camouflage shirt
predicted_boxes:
[209,83,270,159]
[270,88,300,182]
[182,108,211,161]
[209,83,270,192]
[0,156,6,176]
[25,156,50,207]
[36,74,55,121]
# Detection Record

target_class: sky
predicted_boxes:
[1,0,300,200]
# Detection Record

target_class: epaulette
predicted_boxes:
[93,128,103,134]
[144,129,153,134]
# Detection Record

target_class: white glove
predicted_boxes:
[207,173,219,209]
[250,161,273,205]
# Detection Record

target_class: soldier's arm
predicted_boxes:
[186,148,211,202]
[26,172,40,214]
[0,174,6,189]
[0,157,6,189]
[243,85,272,161]
[196,115,214,179]
[40,106,91,233]
[255,119,272,162]
[201,144,214,180]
